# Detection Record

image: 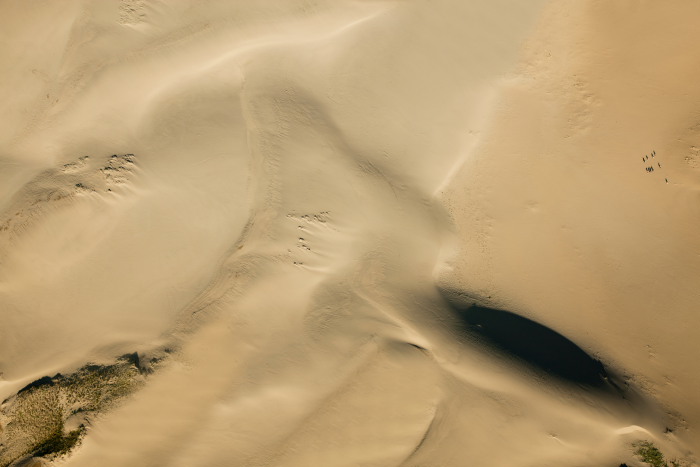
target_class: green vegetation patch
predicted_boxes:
[633,440,686,467]
[0,354,145,467]
[32,425,86,458]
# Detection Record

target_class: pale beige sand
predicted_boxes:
[1,1,699,466]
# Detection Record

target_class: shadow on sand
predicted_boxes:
[456,305,613,389]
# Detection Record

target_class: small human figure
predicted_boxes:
[658,162,661,167]
[653,150,656,156]
[642,157,645,162]
[666,178,669,183]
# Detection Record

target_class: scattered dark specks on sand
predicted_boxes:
[641,150,668,183]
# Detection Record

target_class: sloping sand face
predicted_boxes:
[1,1,698,466]
[439,0,700,461]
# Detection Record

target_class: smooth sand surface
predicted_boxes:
[1,1,699,466]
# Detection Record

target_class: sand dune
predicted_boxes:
[1,1,699,466]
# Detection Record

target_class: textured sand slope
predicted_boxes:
[1,1,699,466]
[440,0,700,460]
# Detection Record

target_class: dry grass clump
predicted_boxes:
[633,440,687,467]
[0,354,144,467]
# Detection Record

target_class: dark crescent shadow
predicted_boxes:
[454,305,619,391]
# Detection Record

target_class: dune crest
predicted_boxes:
[1,1,699,466]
